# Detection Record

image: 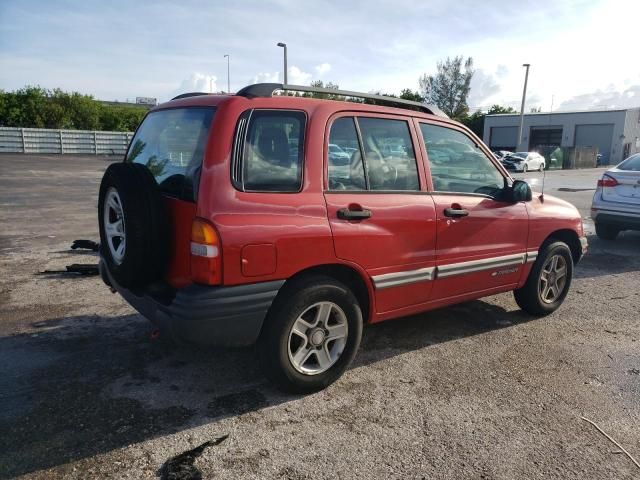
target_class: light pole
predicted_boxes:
[224,54,230,93]
[209,78,213,93]
[277,42,287,85]
[517,63,531,150]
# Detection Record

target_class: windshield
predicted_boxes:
[126,107,215,201]
[618,154,640,171]
[509,152,527,159]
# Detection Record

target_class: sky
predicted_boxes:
[1,0,639,112]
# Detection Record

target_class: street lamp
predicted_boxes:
[517,63,531,149]
[277,42,288,85]
[224,54,230,93]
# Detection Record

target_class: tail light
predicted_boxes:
[597,174,619,188]
[190,218,221,285]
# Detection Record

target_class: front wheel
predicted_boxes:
[522,163,528,173]
[514,241,573,316]
[258,275,363,393]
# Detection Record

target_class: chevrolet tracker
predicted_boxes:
[98,83,588,392]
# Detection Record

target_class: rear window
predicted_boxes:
[126,107,215,201]
[619,153,640,171]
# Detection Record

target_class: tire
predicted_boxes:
[514,241,573,316]
[539,162,545,172]
[258,275,363,393]
[98,162,169,288]
[522,163,528,173]
[595,222,619,240]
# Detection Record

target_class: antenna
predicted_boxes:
[540,163,546,202]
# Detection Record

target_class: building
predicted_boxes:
[483,107,640,165]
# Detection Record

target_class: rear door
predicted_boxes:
[324,114,437,314]
[417,121,529,300]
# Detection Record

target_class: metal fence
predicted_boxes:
[0,127,134,155]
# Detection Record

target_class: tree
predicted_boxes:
[399,89,424,103]
[487,105,516,115]
[461,110,485,137]
[418,56,474,120]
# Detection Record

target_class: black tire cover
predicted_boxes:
[98,162,170,288]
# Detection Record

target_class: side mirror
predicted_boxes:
[510,180,532,202]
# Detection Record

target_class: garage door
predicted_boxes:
[489,127,517,150]
[575,124,614,165]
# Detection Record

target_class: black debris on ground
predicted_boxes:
[71,239,100,251]
[159,434,229,480]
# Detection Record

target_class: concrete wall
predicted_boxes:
[483,109,629,165]
[623,108,640,161]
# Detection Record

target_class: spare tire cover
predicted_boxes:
[98,162,170,288]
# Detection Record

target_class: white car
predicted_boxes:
[501,152,546,173]
[591,153,640,240]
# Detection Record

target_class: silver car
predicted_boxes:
[500,152,546,173]
[591,153,640,240]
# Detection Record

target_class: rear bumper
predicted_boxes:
[100,259,284,346]
[592,211,640,231]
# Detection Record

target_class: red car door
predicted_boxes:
[416,120,529,300]
[323,114,437,316]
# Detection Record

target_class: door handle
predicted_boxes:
[337,208,372,220]
[444,207,469,218]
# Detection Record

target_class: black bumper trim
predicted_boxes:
[100,260,284,346]
[596,213,640,231]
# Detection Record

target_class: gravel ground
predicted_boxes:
[0,154,638,479]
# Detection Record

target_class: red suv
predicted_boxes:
[98,83,587,392]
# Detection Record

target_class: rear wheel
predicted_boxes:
[514,241,573,316]
[258,275,363,393]
[595,222,619,240]
[539,162,545,172]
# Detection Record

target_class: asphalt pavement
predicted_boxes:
[0,155,638,479]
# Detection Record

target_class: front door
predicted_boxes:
[417,121,529,300]
[324,114,437,314]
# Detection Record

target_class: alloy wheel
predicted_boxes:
[103,187,126,264]
[287,301,349,375]
[539,254,568,303]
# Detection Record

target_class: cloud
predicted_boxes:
[314,63,331,76]
[251,66,312,86]
[289,66,312,85]
[468,68,502,110]
[174,73,218,96]
[557,84,640,111]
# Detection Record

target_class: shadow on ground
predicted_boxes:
[0,300,536,478]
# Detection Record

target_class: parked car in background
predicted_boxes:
[492,150,512,160]
[591,153,640,240]
[328,143,351,165]
[501,152,546,172]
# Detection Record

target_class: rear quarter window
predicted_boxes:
[232,110,306,192]
[126,107,215,201]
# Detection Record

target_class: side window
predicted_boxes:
[420,123,505,196]
[327,117,365,190]
[234,110,305,192]
[358,118,419,191]
[327,116,420,191]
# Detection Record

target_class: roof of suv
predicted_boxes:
[155,83,450,122]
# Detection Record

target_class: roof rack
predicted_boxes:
[171,92,210,100]
[235,83,448,118]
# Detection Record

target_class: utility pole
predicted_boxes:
[277,42,288,84]
[224,54,230,93]
[517,63,531,150]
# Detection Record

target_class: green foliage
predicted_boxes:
[460,105,518,138]
[0,86,148,131]
[419,56,474,120]
[399,89,424,102]
[487,105,516,115]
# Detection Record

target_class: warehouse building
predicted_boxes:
[483,107,640,165]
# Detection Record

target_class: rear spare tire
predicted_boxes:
[98,162,169,288]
